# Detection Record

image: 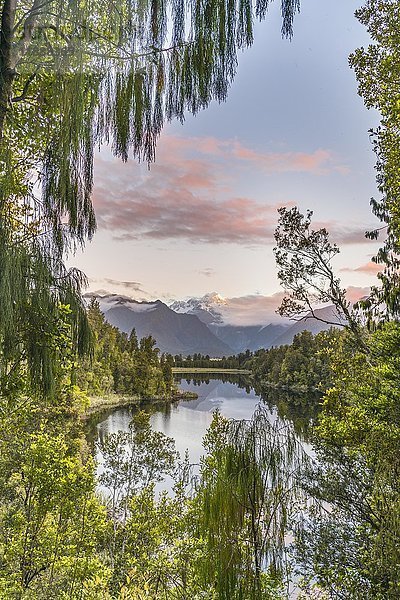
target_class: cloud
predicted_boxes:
[93,157,372,245]
[162,135,347,174]
[103,278,145,292]
[217,285,374,325]
[89,278,151,298]
[216,292,287,325]
[93,152,282,244]
[218,287,372,325]
[92,132,356,246]
[341,261,383,275]
[231,144,338,174]
[346,286,370,304]
[312,220,377,246]
[198,268,215,278]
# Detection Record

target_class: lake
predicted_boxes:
[88,375,314,494]
[90,376,276,471]
[88,375,312,597]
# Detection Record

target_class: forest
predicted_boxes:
[0,0,399,598]
[76,299,174,401]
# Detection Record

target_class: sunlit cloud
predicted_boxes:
[341,261,382,275]
[346,286,370,304]
[215,292,287,325]
[217,288,372,325]
[92,132,362,246]
[93,152,281,244]
[161,135,348,174]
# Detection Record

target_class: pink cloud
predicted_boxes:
[231,143,335,174]
[346,286,371,304]
[92,133,354,245]
[94,178,278,245]
[93,144,284,244]
[161,134,346,175]
[341,261,383,275]
[217,293,287,325]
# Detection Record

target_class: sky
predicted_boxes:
[70,0,382,324]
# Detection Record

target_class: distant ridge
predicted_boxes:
[84,293,232,356]
[85,293,346,355]
[272,305,346,347]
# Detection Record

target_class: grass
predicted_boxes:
[172,367,251,374]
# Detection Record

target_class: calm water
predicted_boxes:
[91,377,274,474]
[89,377,309,596]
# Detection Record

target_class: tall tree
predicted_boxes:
[0,0,301,391]
[198,407,306,598]
[273,206,368,349]
[350,0,400,320]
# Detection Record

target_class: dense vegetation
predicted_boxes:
[76,299,174,400]
[296,322,400,599]
[173,351,253,370]
[248,329,343,394]
[0,0,399,598]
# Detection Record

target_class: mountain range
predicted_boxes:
[85,292,345,356]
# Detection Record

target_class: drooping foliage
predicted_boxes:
[1,0,301,247]
[197,407,306,599]
[0,306,109,598]
[0,0,301,393]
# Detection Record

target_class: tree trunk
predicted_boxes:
[0,0,17,141]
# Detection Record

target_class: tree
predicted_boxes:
[274,206,367,348]
[349,0,400,320]
[197,407,307,598]
[0,0,301,394]
[75,299,173,398]
[296,322,400,599]
[98,411,179,589]
[0,308,108,598]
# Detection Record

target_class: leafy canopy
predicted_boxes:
[350,0,400,318]
[0,0,301,392]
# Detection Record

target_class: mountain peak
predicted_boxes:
[201,292,228,306]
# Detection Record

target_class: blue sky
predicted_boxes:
[71,0,382,323]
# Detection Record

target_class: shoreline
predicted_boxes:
[84,388,198,418]
[172,367,251,374]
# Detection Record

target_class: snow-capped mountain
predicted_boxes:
[85,292,346,355]
[170,292,227,325]
[84,293,232,356]
[169,293,290,351]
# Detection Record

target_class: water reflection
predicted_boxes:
[255,384,321,441]
[87,375,316,484]
[151,378,265,466]
[175,372,253,392]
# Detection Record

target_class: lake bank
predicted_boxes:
[84,388,198,418]
[172,367,251,374]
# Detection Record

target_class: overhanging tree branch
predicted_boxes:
[274,206,369,351]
